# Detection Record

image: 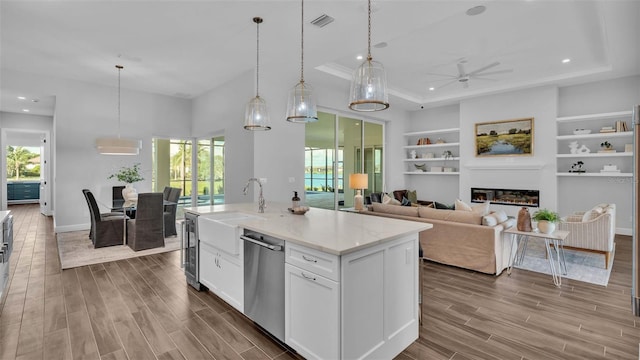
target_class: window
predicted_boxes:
[6,145,41,181]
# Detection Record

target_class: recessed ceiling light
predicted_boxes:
[22,109,30,112]
[466,5,486,16]
[562,58,571,64]
[429,87,435,91]
[356,55,363,60]
[17,96,26,100]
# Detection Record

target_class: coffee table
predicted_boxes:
[504,227,569,287]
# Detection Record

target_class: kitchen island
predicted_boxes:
[184,203,432,360]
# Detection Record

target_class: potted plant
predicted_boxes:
[531,208,560,234]
[109,163,144,201]
[600,141,612,150]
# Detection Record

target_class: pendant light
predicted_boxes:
[286,0,318,123]
[348,0,389,112]
[244,17,271,131]
[96,65,142,155]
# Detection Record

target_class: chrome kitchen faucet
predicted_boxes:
[243,178,265,213]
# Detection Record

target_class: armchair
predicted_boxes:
[557,203,616,269]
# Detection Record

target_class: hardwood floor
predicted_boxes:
[1,204,639,359]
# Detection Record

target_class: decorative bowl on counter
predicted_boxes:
[573,129,592,135]
[288,206,310,215]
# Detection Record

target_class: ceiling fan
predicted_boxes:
[427,60,513,90]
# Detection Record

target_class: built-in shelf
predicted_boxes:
[403,128,460,137]
[403,172,459,175]
[556,111,633,123]
[403,142,460,150]
[403,157,460,162]
[557,172,632,177]
[556,152,633,158]
[556,131,632,141]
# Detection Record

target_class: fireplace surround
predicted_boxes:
[471,188,539,207]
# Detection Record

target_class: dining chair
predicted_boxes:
[163,187,182,237]
[127,192,164,251]
[83,189,126,247]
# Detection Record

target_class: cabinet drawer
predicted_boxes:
[285,242,339,282]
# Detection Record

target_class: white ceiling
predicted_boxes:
[2,0,639,116]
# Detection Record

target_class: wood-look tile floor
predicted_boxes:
[1,204,639,360]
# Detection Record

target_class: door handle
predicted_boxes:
[301,272,316,281]
[240,235,283,252]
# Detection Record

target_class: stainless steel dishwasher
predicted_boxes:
[242,229,285,343]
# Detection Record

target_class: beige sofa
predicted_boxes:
[362,202,513,275]
[557,203,615,269]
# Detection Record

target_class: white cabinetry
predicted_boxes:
[284,235,418,360]
[403,128,460,175]
[556,111,633,177]
[199,239,243,312]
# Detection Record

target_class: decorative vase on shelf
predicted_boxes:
[537,220,555,234]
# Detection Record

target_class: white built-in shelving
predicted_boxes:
[403,127,460,175]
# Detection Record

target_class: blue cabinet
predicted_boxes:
[7,182,40,203]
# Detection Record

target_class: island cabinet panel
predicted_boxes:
[285,263,340,360]
[284,233,419,360]
[199,240,243,312]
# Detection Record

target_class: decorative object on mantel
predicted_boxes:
[475,117,533,157]
[108,163,144,202]
[95,65,142,155]
[244,17,271,131]
[569,161,585,173]
[414,163,426,172]
[531,208,560,234]
[517,207,533,232]
[348,0,389,112]
[568,141,590,154]
[285,0,318,123]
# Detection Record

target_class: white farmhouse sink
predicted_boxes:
[198,212,263,254]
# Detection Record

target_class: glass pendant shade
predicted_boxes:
[244,95,271,130]
[349,58,389,112]
[286,80,318,123]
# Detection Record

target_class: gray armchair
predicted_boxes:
[127,192,165,251]
[163,187,181,237]
[83,189,126,248]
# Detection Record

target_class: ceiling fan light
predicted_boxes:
[244,95,271,130]
[349,58,389,112]
[286,81,318,123]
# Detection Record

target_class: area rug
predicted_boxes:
[514,241,614,286]
[57,230,180,269]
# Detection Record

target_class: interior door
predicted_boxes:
[39,134,51,216]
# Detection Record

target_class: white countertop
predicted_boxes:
[184,203,432,255]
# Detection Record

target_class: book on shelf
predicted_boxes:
[599,129,616,133]
[615,121,630,132]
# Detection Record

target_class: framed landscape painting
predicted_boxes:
[475,117,534,157]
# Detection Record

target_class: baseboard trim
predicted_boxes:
[616,228,632,236]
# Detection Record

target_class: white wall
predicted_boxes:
[2,69,192,232]
[558,75,640,233]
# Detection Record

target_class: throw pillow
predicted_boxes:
[434,201,453,210]
[500,217,516,229]
[382,193,401,206]
[393,190,408,202]
[406,190,417,204]
[482,215,498,226]
[471,201,491,216]
[401,197,412,206]
[454,199,472,211]
[581,209,600,222]
[491,210,508,223]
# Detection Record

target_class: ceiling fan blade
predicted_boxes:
[457,62,466,76]
[434,79,458,90]
[471,77,499,81]
[473,69,513,77]
[467,61,500,76]
[425,72,458,79]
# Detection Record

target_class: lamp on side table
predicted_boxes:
[349,173,368,211]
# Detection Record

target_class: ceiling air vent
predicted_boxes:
[311,14,334,28]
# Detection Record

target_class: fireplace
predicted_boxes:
[471,188,539,207]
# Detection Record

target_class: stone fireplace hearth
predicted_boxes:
[471,188,539,207]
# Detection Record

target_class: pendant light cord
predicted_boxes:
[367,0,372,61]
[300,0,304,82]
[255,18,261,97]
[116,64,123,139]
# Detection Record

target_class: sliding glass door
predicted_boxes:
[305,111,383,210]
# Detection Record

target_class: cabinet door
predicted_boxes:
[199,242,221,293]
[285,263,339,360]
[217,252,243,312]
